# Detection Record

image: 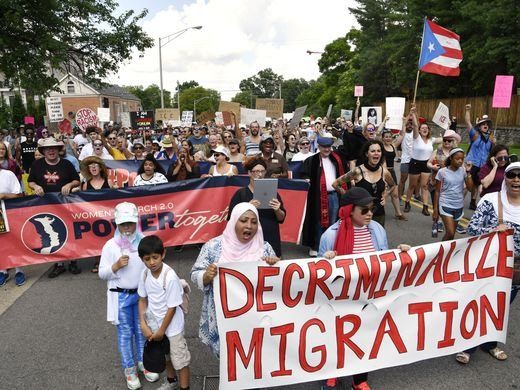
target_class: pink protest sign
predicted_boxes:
[75,108,98,131]
[492,76,514,108]
[354,85,364,97]
[24,116,35,125]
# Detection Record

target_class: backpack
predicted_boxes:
[143,267,191,315]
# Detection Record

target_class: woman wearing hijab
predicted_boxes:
[190,202,280,358]
[455,162,520,365]
[318,187,410,390]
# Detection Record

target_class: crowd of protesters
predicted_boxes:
[1,100,519,390]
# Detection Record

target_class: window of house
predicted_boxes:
[67,81,75,94]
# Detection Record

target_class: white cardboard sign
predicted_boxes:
[385,97,406,130]
[432,102,450,131]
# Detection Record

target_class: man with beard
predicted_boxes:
[300,135,346,257]
[244,121,262,156]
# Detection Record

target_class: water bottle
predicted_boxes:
[431,221,438,238]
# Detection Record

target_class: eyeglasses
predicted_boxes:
[42,131,48,135]
[443,138,454,143]
[300,142,310,146]
[134,146,143,150]
[88,164,100,169]
[26,132,34,136]
[213,153,223,157]
[108,137,117,140]
[496,156,509,162]
[93,143,103,147]
[360,205,376,215]
[251,169,266,175]
[505,171,520,179]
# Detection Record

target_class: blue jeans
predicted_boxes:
[117,292,146,371]
[313,192,339,251]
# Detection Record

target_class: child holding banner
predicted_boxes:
[99,202,160,389]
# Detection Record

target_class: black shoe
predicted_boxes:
[422,205,430,216]
[469,199,477,210]
[68,261,82,275]
[404,202,411,213]
[48,264,66,278]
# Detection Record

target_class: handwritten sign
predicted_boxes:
[255,99,284,119]
[155,108,180,122]
[24,116,35,125]
[75,108,98,131]
[492,75,514,108]
[181,111,194,127]
[240,108,266,128]
[97,107,110,122]
[354,85,364,97]
[130,111,155,130]
[219,101,241,119]
[120,112,131,128]
[46,97,64,122]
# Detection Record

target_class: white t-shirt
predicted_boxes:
[73,133,89,147]
[291,151,314,162]
[133,172,168,186]
[138,264,184,337]
[78,143,112,161]
[321,156,336,192]
[400,132,413,164]
[411,136,433,161]
[0,169,21,193]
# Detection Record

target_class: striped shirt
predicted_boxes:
[352,225,376,254]
[244,137,260,156]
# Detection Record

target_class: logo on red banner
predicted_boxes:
[21,213,68,255]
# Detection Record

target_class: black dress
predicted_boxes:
[228,186,285,257]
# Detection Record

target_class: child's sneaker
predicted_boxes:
[157,377,179,390]
[15,271,26,286]
[137,361,159,382]
[124,367,141,390]
[0,272,9,286]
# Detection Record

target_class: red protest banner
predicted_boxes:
[0,177,308,268]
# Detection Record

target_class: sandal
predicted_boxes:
[488,346,507,361]
[455,352,470,364]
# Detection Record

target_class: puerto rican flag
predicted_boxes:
[418,19,462,76]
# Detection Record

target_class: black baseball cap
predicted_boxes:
[228,138,239,145]
[340,187,375,207]
[143,337,170,373]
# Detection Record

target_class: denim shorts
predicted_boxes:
[440,205,464,221]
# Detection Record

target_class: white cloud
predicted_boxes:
[108,0,358,100]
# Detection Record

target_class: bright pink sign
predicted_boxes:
[24,116,35,125]
[492,75,514,108]
[354,85,364,97]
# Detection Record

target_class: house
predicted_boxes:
[47,74,141,123]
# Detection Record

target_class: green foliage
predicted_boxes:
[178,80,200,90]
[0,0,153,95]
[11,93,26,127]
[0,97,12,129]
[239,68,283,98]
[281,79,310,113]
[231,91,255,108]
[179,86,220,118]
[126,84,172,110]
[35,98,46,126]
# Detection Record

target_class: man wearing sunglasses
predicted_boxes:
[100,130,132,160]
[291,136,314,162]
[78,126,111,161]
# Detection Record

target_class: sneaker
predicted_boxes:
[0,272,10,286]
[137,362,159,382]
[437,221,444,232]
[68,261,82,275]
[15,271,26,286]
[352,381,371,390]
[321,378,338,389]
[309,249,318,257]
[48,264,66,278]
[124,367,141,390]
[456,224,466,234]
[157,377,179,390]
[431,222,438,238]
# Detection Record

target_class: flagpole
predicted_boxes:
[414,17,427,104]
[413,70,420,104]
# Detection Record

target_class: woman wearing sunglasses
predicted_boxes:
[203,146,238,177]
[318,186,410,390]
[455,161,520,365]
[478,144,510,197]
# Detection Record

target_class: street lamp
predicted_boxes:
[159,26,202,108]
[193,96,212,122]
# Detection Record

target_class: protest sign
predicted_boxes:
[24,116,35,125]
[326,104,333,118]
[155,108,181,123]
[340,109,353,121]
[97,107,110,122]
[492,76,514,108]
[120,112,131,128]
[58,118,72,135]
[241,108,267,127]
[0,200,9,233]
[0,177,308,268]
[385,97,406,130]
[432,102,451,131]
[215,112,224,126]
[75,108,98,131]
[222,111,234,127]
[255,99,284,119]
[214,232,513,389]
[45,97,64,122]
[354,85,364,97]
[361,106,382,126]
[289,106,307,130]
[197,111,215,125]
[283,113,293,121]
[181,111,194,127]
[219,101,241,119]
[130,111,155,130]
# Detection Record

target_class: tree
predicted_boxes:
[239,68,284,98]
[231,91,254,108]
[178,80,200,90]
[125,84,173,110]
[281,79,310,112]
[178,86,220,118]
[0,97,12,129]
[0,1,153,95]
[11,93,26,126]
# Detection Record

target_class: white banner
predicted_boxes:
[97,107,110,122]
[45,97,64,122]
[361,106,382,126]
[385,97,406,130]
[214,232,513,389]
[432,102,451,131]
[240,108,266,128]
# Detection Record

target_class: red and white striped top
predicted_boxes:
[352,226,376,254]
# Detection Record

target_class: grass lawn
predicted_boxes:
[458,143,520,157]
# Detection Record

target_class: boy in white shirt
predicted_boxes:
[138,235,191,390]
[99,202,159,389]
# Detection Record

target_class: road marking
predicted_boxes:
[402,197,470,228]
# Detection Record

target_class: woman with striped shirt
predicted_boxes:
[317,187,410,390]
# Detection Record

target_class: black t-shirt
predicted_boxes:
[228,187,285,257]
[28,158,80,193]
[20,140,37,172]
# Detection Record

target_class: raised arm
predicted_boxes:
[464,104,473,132]
[410,105,419,139]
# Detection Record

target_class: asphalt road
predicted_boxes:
[1,202,519,390]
